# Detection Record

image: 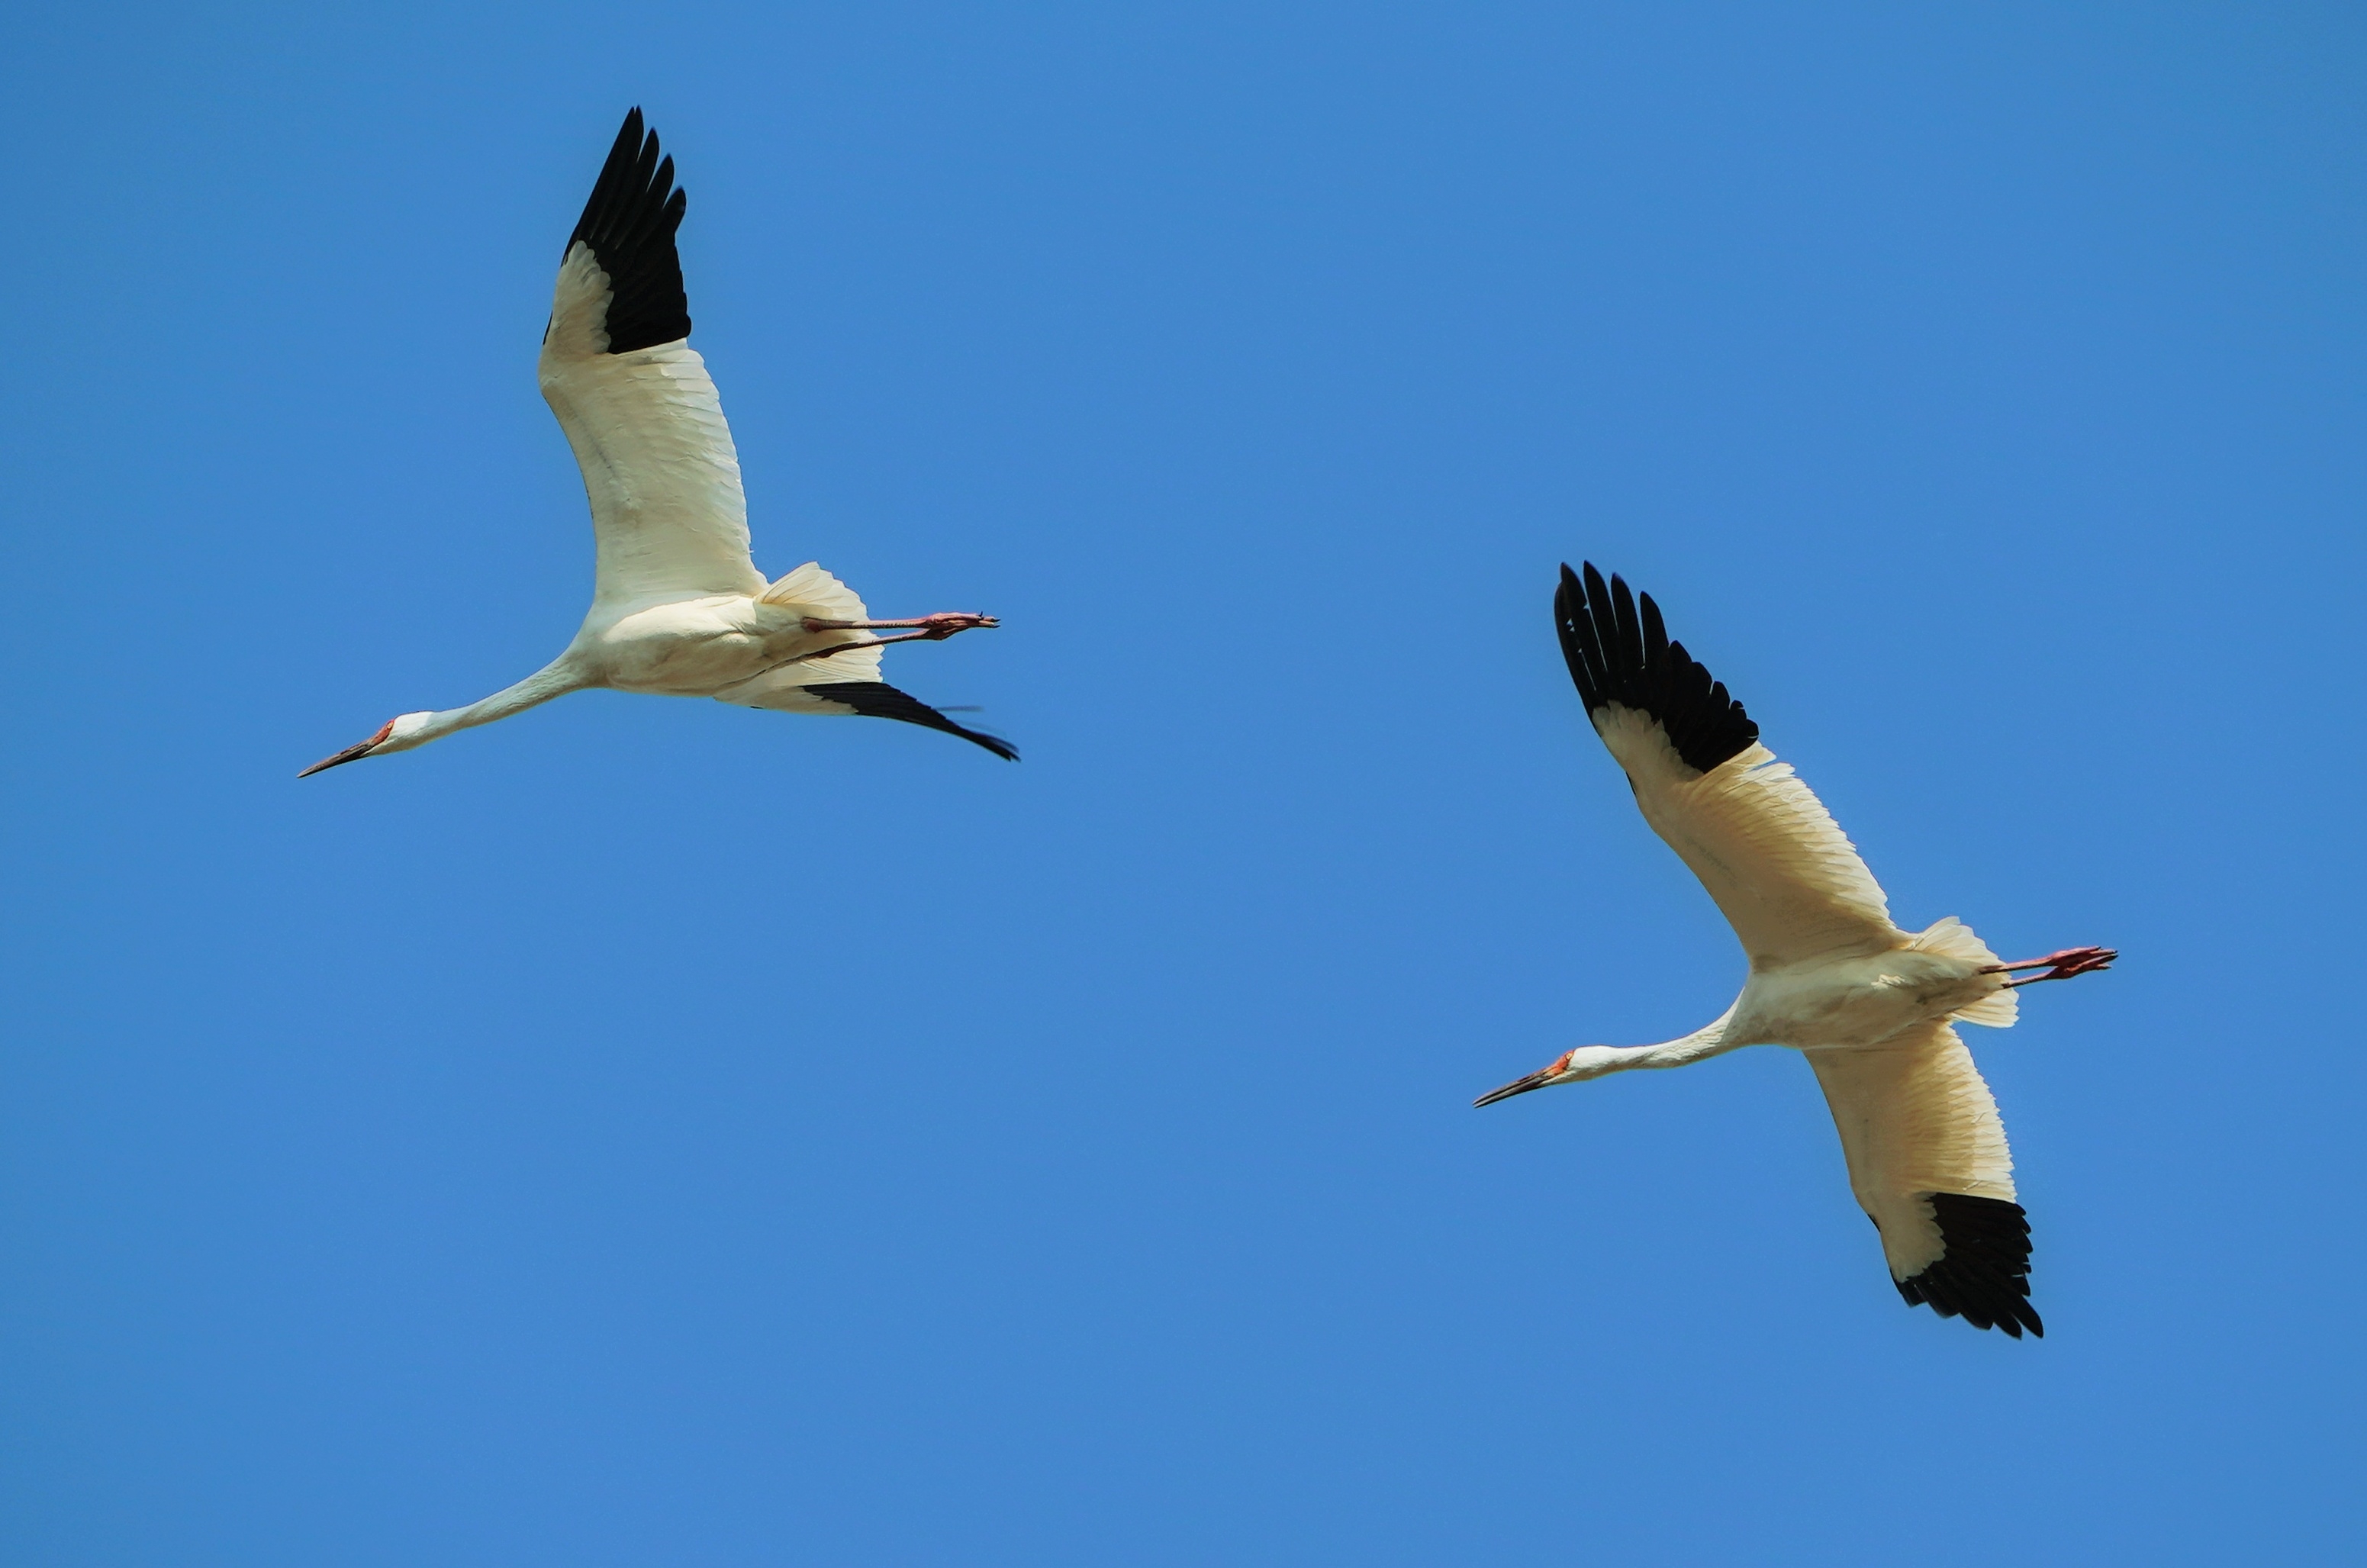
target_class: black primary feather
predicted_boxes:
[799,682,1020,761]
[1552,562,1758,774]
[565,108,692,354]
[1895,1193,2044,1338]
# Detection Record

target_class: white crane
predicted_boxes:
[301,109,1013,778]
[1476,564,2113,1337]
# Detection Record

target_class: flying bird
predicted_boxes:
[302,109,1013,778]
[1477,564,2113,1337]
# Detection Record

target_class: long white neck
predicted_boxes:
[1575,1006,1742,1078]
[405,658,589,746]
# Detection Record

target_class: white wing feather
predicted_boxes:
[539,243,765,604]
[1806,1022,2016,1280]
[1594,705,1898,966]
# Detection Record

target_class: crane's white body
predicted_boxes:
[1481,565,2108,1336]
[304,111,1010,776]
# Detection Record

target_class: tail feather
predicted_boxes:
[759,560,868,620]
[1911,916,2019,1028]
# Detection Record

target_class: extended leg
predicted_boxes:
[803,612,998,639]
[1983,945,2117,987]
[787,611,1000,667]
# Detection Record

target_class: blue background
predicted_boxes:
[5,4,2362,1562]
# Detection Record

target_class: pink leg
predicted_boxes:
[786,612,999,665]
[803,612,999,640]
[1982,945,2118,987]
[782,612,1000,667]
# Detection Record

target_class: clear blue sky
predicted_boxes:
[5,3,2362,1563]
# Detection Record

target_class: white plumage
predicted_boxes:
[302,109,1013,779]
[1476,563,2112,1337]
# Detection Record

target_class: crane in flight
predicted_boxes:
[1476,564,2113,1337]
[302,109,1013,778]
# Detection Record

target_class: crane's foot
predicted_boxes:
[803,612,999,641]
[1984,945,2117,987]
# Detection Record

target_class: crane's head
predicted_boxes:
[298,713,434,777]
[1472,1046,1621,1107]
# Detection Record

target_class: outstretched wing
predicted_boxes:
[1555,562,1897,966]
[538,109,766,604]
[1808,1022,2041,1337]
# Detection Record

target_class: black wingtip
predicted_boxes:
[797,681,1020,760]
[1896,1193,2044,1338]
[565,108,692,353]
[1550,560,1758,774]
[1552,563,1606,712]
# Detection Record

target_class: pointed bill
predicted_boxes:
[1473,1051,1574,1108]
[298,720,394,778]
